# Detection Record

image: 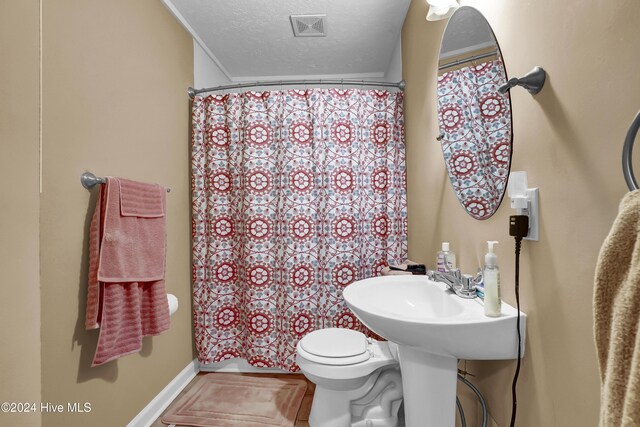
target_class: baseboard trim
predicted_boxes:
[199,358,287,373]
[127,359,199,427]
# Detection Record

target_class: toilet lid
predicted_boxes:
[300,328,368,359]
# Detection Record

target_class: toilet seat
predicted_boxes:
[299,329,371,365]
[297,328,398,381]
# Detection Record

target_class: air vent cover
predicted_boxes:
[290,14,327,37]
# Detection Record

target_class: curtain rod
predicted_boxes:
[188,79,406,98]
[438,50,498,71]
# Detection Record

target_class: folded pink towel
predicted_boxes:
[119,178,165,218]
[98,177,166,283]
[86,177,170,366]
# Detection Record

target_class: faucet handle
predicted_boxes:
[471,267,483,285]
[461,274,473,289]
[449,268,461,280]
[460,274,478,297]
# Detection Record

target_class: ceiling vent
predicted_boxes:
[290,14,327,37]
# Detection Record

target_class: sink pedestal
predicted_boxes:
[397,345,458,427]
[343,276,526,426]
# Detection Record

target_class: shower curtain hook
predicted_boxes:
[341,79,344,90]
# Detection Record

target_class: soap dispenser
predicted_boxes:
[436,242,456,272]
[483,241,501,317]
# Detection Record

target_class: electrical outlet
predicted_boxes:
[523,187,539,241]
[507,171,539,241]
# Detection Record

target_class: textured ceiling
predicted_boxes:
[162,0,411,81]
[440,7,497,59]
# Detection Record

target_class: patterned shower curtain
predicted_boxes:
[436,60,511,219]
[191,88,407,371]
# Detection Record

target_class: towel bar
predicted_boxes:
[81,172,171,192]
[623,111,640,191]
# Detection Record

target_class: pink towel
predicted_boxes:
[86,177,170,366]
[119,178,165,218]
[98,178,166,283]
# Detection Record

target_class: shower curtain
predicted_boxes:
[191,88,407,371]
[436,60,511,219]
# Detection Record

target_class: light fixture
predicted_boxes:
[426,0,459,21]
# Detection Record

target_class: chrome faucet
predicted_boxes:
[427,267,482,299]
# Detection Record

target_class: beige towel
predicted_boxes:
[594,190,640,426]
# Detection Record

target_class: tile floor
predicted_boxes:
[151,372,314,427]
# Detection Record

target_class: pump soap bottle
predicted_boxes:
[436,242,456,272]
[483,241,501,317]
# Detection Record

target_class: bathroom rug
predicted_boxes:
[161,373,307,426]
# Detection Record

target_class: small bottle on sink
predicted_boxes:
[483,241,501,317]
[436,242,456,272]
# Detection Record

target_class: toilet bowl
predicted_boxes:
[296,328,403,427]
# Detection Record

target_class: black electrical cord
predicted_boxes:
[509,236,523,427]
[508,214,527,426]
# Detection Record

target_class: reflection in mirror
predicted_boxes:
[436,6,512,220]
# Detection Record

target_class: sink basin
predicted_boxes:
[343,275,526,427]
[343,275,525,360]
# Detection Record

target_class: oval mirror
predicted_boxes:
[436,6,512,220]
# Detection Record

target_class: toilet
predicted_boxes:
[296,328,403,427]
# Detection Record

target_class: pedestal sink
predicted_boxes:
[343,275,526,427]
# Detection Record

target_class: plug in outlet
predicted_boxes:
[507,171,539,241]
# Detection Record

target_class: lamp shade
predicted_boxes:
[426,0,459,21]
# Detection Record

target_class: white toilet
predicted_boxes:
[296,328,403,427]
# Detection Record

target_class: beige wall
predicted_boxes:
[403,0,640,425]
[0,1,42,426]
[5,0,638,425]
[39,0,193,426]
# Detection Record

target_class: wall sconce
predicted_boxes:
[426,0,459,21]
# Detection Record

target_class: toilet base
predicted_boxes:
[308,367,402,427]
[309,385,354,427]
[351,368,403,427]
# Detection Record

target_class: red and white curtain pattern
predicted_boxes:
[191,88,407,371]
[436,60,512,220]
